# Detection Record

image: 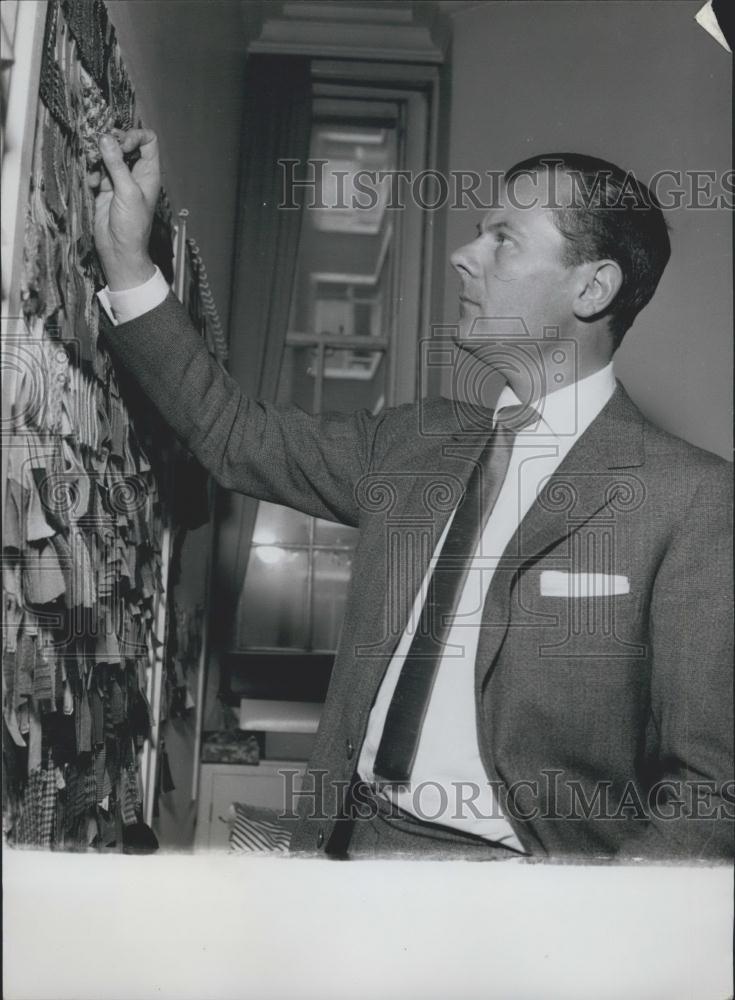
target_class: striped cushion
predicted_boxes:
[228,802,292,854]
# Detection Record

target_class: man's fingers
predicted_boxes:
[111,128,159,161]
[107,129,161,210]
[98,135,137,196]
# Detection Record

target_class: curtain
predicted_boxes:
[211,55,312,653]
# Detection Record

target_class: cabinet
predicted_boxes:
[194,761,305,852]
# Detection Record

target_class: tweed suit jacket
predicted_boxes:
[106,293,734,861]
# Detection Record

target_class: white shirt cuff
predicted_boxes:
[97,266,170,325]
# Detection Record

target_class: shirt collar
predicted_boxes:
[494,362,616,441]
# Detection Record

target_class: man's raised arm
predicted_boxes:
[91,130,381,527]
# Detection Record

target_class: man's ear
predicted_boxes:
[573,260,623,321]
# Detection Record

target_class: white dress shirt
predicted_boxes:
[98,274,616,851]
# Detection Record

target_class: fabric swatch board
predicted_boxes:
[2,0,218,852]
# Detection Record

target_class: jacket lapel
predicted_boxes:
[474,382,646,687]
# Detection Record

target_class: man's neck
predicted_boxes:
[497,359,617,440]
[504,356,614,407]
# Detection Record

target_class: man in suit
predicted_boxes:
[92,132,732,860]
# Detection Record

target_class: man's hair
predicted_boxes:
[504,153,671,347]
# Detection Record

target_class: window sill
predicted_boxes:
[220,651,334,706]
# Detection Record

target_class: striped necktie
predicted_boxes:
[372,402,541,783]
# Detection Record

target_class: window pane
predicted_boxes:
[237,548,309,649]
[354,301,374,337]
[312,550,354,651]
[252,502,311,546]
[314,520,360,547]
[310,126,397,235]
[276,345,317,412]
[321,349,386,414]
[314,296,352,337]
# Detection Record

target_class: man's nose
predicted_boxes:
[450,244,473,277]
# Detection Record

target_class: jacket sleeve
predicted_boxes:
[102,292,383,527]
[626,462,734,860]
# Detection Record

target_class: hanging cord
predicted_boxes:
[185,237,229,364]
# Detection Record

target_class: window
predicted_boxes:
[221,62,441,704]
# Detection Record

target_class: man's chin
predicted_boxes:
[453,334,502,361]
[456,314,536,341]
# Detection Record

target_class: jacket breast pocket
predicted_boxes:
[510,566,646,661]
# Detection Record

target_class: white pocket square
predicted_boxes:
[540,571,630,598]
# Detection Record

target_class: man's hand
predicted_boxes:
[90,129,160,290]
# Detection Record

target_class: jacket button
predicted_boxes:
[346,738,354,760]
[316,829,324,848]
